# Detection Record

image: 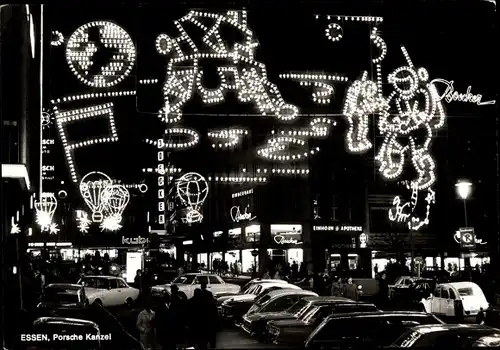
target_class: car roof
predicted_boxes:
[250,278,288,284]
[326,311,432,320]
[183,273,220,277]
[81,275,122,280]
[260,282,298,289]
[305,296,353,304]
[267,288,317,299]
[440,281,479,289]
[46,283,83,289]
[34,317,98,328]
[411,324,495,334]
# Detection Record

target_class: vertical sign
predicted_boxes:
[459,227,476,249]
[41,109,56,192]
[157,139,165,226]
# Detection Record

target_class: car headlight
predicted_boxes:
[358,285,363,290]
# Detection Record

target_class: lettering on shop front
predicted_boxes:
[274,235,301,245]
[230,206,256,223]
[122,237,149,245]
[430,79,495,106]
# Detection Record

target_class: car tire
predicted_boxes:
[94,299,103,306]
[126,298,134,307]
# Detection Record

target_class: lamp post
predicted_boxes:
[455,180,472,274]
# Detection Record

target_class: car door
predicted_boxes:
[208,275,224,294]
[444,288,457,316]
[438,287,450,315]
[107,279,122,306]
[116,279,132,303]
[431,286,442,314]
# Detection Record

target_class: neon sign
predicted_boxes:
[453,231,487,245]
[230,206,256,223]
[430,79,495,106]
[274,235,301,245]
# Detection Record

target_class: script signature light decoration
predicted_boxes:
[176,172,209,224]
[35,193,59,234]
[230,205,256,223]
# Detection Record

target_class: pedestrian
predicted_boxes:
[136,300,156,350]
[331,277,344,297]
[377,272,389,308]
[155,293,176,350]
[374,263,379,276]
[262,268,271,279]
[134,270,143,291]
[342,277,360,301]
[189,286,218,350]
[169,284,188,344]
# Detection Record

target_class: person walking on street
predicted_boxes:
[343,277,360,301]
[189,286,219,350]
[136,301,156,350]
[377,272,389,309]
[331,278,344,297]
[169,284,188,345]
[155,293,176,350]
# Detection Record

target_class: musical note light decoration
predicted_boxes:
[176,172,209,224]
[35,193,59,234]
[342,27,447,230]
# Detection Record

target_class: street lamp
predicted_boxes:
[455,180,472,227]
[455,180,473,276]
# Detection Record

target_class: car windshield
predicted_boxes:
[287,299,310,316]
[171,275,195,285]
[458,287,474,296]
[393,330,423,347]
[42,289,81,304]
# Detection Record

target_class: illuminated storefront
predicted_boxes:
[268,224,304,266]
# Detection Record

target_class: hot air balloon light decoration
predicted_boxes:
[35,193,59,234]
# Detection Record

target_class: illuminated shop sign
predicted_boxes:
[271,224,302,245]
[122,237,149,245]
[313,225,363,232]
[453,230,486,246]
[359,233,368,248]
[157,142,165,226]
[229,228,242,237]
[430,79,495,106]
[230,205,256,223]
[274,235,302,245]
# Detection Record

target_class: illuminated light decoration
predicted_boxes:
[453,231,487,245]
[51,90,136,105]
[388,184,436,231]
[257,136,319,162]
[76,210,91,233]
[143,167,182,174]
[176,172,209,224]
[208,129,248,148]
[207,176,268,183]
[51,30,64,46]
[279,73,347,106]
[139,79,159,84]
[54,103,118,183]
[79,171,113,222]
[157,142,165,227]
[310,118,334,137]
[49,223,60,235]
[41,109,53,129]
[314,15,384,23]
[65,21,136,88]
[370,27,387,94]
[343,71,387,153]
[325,23,343,42]
[10,223,20,234]
[100,185,130,232]
[155,34,173,55]
[158,10,298,127]
[161,128,200,149]
[269,168,310,175]
[429,79,496,106]
[34,193,58,232]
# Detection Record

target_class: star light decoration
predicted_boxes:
[34,193,60,234]
[10,223,21,234]
[342,27,446,230]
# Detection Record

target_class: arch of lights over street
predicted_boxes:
[49,10,447,231]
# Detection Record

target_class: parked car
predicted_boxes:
[268,302,379,345]
[353,278,379,300]
[150,268,178,286]
[37,283,89,318]
[392,324,500,347]
[151,273,240,299]
[420,281,489,318]
[25,317,102,350]
[218,281,297,306]
[304,311,443,348]
[391,279,437,309]
[77,276,140,307]
[241,289,318,334]
[245,296,355,340]
[219,283,300,322]
[389,276,417,299]
[214,278,288,301]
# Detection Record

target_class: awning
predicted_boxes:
[2,163,30,190]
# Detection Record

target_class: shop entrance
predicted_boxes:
[328,251,371,277]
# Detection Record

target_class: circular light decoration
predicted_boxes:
[57,190,68,199]
[276,104,299,121]
[51,30,64,46]
[310,118,333,137]
[41,109,52,129]
[163,128,200,149]
[208,129,248,148]
[65,21,136,88]
[176,172,209,224]
[100,184,130,232]
[325,23,343,42]
[387,66,419,101]
[257,136,318,162]
[138,184,148,193]
[156,33,173,55]
[79,171,113,222]
[371,29,387,64]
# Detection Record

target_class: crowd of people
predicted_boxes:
[136,282,219,350]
